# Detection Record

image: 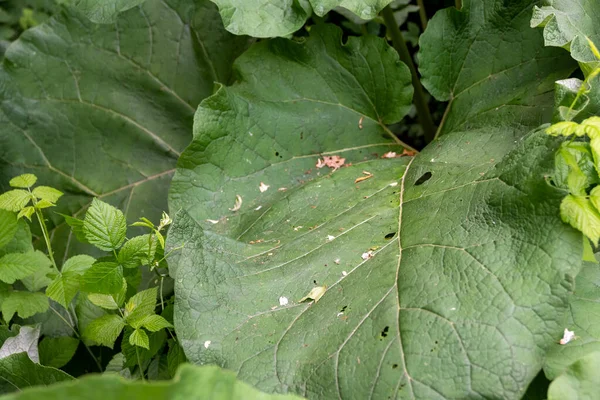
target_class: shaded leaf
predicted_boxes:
[32,186,63,203]
[81,262,124,294]
[167,339,186,378]
[87,279,127,310]
[38,337,79,369]
[117,234,157,269]
[419,0,576,135]
[0,210,17,249]
[121,327,165,368]
[0,353,73,395]
[0,0,251,263]
[67,0,148,23]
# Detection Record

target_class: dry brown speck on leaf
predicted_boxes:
[259,182,270,192]
[358,116,364,129]
[354,171,373,183]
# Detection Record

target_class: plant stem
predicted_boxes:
[455,0,462,9]
[35,208,58,271]
[382,6,436,143]
[136,347,145,381]
[416,0,427,30]
[48,305,103,372]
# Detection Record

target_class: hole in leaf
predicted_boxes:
[380,326,389,338]
[414,172,432,186]
[392,363,399,369]
[313,280,317,285]
[275,152,279,156]
[339,305,347,313]
[384,232,396,240]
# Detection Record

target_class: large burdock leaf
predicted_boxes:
[547,352,600,400]
[167,24,582,399]
[0,0,250,261]
[68,0,148,23]
[0,364,303,399]
[419,0,576,136]
[208,0,394,37]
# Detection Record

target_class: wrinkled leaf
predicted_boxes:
[8,174,37,189]
[0,250,52,284]
[118,234,157,269]
[0,210,17,249]
[0,0,251,261]
[0,364,301,399]
[121,327,166,368]
[38,336,79,369]
[0,353,73,395]
[0,325,40,363]
[81,262,124,295]
[124,287,157,324]
[168,20,582,399]
[83,199,127,251]
[32,186,63,204]
[419,0,576,135]
[67,0,148,23]
[129,328,150,350]
[0,190,31,212]
[82,314,125,349]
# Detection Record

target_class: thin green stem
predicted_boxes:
[34,207,58,271]
[382,6,436,143]
[48,305,103,372]
[416,0,427,30]
[136,347,145,381]
[159,276,165,311]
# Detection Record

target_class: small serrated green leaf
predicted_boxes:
[82,314,125,348]
[0,250,52,284]
[83,199,127,251]
[135,314,172,332]
[61,255,95,274]
[81,262,123,294]
[9,174,37,189]
[118,234,157,269]
[87,279,127,310]
[560,194,600,244]
[0,210,18,249]
[59,214,89,244]
[34,199,55,209]
[46,273,81,309]
[121,327,166,368]
[131,217,154,229]
[21,263,53,292]
[129,329,149,350]
[124,287,157,325]
[0,190,31,212]
[38,336,79,368]
[32,186,63,203]
[17,206,35,221]
[1,291,49,322]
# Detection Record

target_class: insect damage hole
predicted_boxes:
[384,232,396,240]
[379,326,389,339]
[414,172,432,186]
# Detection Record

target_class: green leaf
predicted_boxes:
[124,287,157,324]
[0,210,17,249]
[0,250,52,284]
[0,190,31,212]
[87,279,127,310]
[81,262,124,295]
[168,21,582,398]
[82,314,125,348]
[83,199,127,251]
[208,0,395,37]
[121,327,166,368]
[75,296,107,347]
[0,353,73,395]
[135,314,172,332]
[419,0,576,135]
[545,262,600,378]
[147,354,170,380]
[46,273,81,309]
[117,234,157,269]
[38,337,79,369]
[0,0,250,263]
[31,186,63,203]
[0,220,32,257]
[129,328,149,350]
[61,254,95,274]
[21,263,53,292]
[0,364,301,399]
[531,1,600,67]
[104,353,131,378]
[8,174,37,189]
[67,0,147,23]
[2,292,49,322]
[548,352,600,400]
[59,215,88,245]
[553,142,599,195]
[16,207,35,221]
[560,195,600,245]
[167,340,187,378]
